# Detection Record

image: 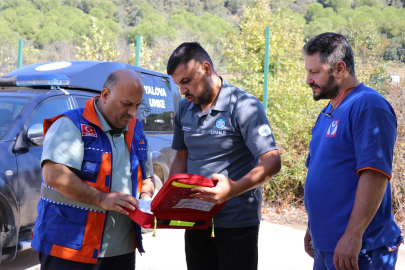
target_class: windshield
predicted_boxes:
[0,97,30,139]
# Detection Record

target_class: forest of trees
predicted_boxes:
[2,0,405,216]
[1,0,404,56]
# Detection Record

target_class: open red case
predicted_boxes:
[128,173,228,229]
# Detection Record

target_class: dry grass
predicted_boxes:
[386,82,405,232]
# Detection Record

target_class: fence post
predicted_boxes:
[134,36,142,67]
[263,26,270,112]
[17,40,24,69]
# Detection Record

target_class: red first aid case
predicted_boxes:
[128,173,228,229]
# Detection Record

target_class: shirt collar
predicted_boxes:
[94,98,128,133]
[187,77,231,112]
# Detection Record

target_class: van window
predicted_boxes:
[137,75,174,132]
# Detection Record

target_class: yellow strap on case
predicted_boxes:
[169,220,195,227]
[171,181,201,188]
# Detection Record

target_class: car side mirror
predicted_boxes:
[27,124,44,146]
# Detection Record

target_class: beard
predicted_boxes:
[310,73,339,101]
[185,84,213,105]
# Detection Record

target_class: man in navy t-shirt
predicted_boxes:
[167,42,281,270]
[303,32,403,270]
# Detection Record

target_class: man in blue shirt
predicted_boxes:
[303,32,403,270]
[167,42,281,270]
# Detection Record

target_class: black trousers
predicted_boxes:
[39,251,135,270]
[185,225,260,270]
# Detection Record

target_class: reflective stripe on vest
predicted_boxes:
[40,183,106,213]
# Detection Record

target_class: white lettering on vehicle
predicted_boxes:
[144,85,167,108]
[149,98,166,108]
[144,85,167,97]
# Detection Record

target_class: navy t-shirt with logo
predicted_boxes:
[172,79,278,228]
[305,83,402,252]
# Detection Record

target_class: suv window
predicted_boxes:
[75,97,90,108]
[137,75,175,132]
[28,97,72,127]
[0,97,30,139]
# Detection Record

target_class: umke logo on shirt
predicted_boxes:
[326,120,339,137]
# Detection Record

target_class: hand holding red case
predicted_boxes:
[127,173,228,229]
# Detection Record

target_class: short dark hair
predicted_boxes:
[167,42,214,75]
[103,71,119,93]
[303,32,355,76]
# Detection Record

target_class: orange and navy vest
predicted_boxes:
[32,96,148,264]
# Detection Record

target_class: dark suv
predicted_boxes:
[0,61,181,262]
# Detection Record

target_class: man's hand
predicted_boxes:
[139,192,153,200]
[139,177,155,200]
[333,232,362,270]
[100,191,139,215]
[190,174,236,204]
[304,228,314,258]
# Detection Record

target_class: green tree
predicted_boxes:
[223,0,323,202]
[97,18,122,41]
[0,0,30,10]
[138,2,154,18]
[62,0,81,8]
[128,13,176,44]
[168,14,193,33]
[40,5,88,43]
[76,16,119,61]
[359,0,385,8]
[224,0,251,15]
[306,3,336,21]
[0,17,18,42]
[387,0,403,7]
[78,0,99,13]
[89,8,106,19]
[324,0,353,10]
[13,5,43,39]
[2,8,18,24]
[345,19,389,86]
[380,6,404,37]
[162,0,184,12]
[69,17,92,41]
[337,7,357,20]
[187,0,205,16]
[270,0,316,15]
[98,1,116,18]
[203,0,231,22]
[56,5,87,25]
[32,0,62,12]
[36,25,75,46]
[196,13,236,42]
[304,15,347,40]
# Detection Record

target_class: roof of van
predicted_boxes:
[2,61,170,91]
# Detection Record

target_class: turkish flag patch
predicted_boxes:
[81,124,97,137]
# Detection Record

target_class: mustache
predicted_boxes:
[309,83,320,88]
[185,93,194,98]
[122,114,132,119]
